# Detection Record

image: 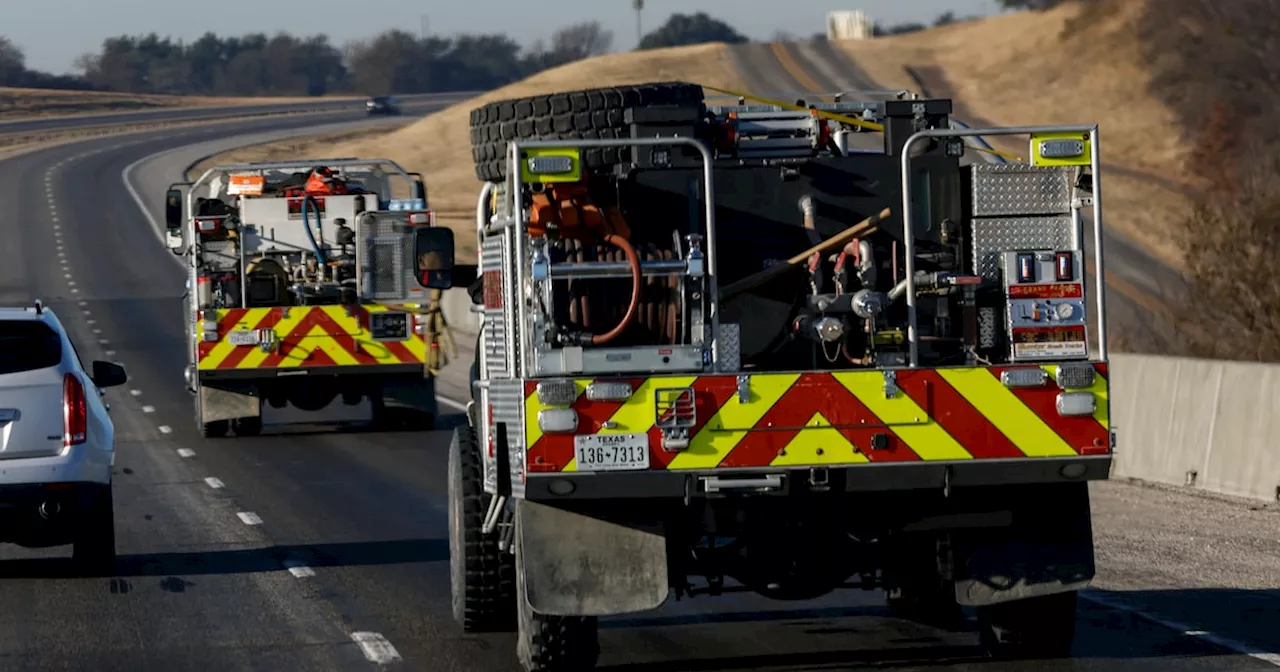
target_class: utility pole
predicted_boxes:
[632,0,643,48]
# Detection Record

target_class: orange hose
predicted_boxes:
[591,233,642,345]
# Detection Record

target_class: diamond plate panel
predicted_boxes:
[971,216,1074,281]
[715,323,741,373]
[971,163,1073,217]
[978,306,997,348]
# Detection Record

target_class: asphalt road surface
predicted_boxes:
[0,91,475,138]
[0,59,1275,671]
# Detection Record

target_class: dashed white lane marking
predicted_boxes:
[141,405,154,413]
[97,338,108,344]
[70,288,78,293]
[129,389,141,396]
[105,350,116,356]
[283,559,315,578]
[92,328,101,334]
[1082,593,1280,666]
[351,632,402,664]
[175,447,194,457]
[88,319,97,325]
[63,273,72,278]
[236,511,263,526]
[78,301,86,307]
[204,477,225,489]
[158,425,172,434]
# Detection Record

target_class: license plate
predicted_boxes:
[227,330,259,346]
[573,433,650,471]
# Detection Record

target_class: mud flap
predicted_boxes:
[515,499,669,617]
[199,384,259,423]
[951,482,1095,607]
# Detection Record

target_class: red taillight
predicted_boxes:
[63,373,87,447]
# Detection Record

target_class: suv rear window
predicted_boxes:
[0,321,62,374]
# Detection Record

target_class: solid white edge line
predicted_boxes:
[1081,592,1280,666]
[121,153,186,271]
[350,632,402,664]
[437,396,468,412]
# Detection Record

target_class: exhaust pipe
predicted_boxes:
[38,500,61,519]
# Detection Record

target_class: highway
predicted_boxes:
[0,92,475,138]
[0,45,1274,672]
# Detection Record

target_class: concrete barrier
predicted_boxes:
[1110,353,1279,503]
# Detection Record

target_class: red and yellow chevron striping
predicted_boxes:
[523,364,1109,472]
[196,305,426,370]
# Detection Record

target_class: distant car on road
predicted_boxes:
[0,300,127,575]
[366,95,401,116]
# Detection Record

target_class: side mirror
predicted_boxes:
[164,188,183,228]
[91,360,128,389]
[413,227,456,290]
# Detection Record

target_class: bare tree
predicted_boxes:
[0,37,26,86]
[549,21,613,62]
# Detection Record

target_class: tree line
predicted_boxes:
[0,6,1057,97]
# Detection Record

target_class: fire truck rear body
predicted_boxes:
[449,82,1113,669]
[166,159,453,436]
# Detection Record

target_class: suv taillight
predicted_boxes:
[63,373,87,447]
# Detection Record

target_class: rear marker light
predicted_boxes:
[586,381,632,402]
[537,409,578,434]
[1056,392,1096,417]
[1055,251,1074,281]
[1017,253,1036,283]
[63,373,87,447]
[1001,368,1047,388]
[1055,362,1096,389]
[536,380,578,406]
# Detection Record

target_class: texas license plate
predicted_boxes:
[227,330,259,346]
[573,433,650,471]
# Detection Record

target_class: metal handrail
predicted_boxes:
[503,137,719,376]
[900,125,1106,366]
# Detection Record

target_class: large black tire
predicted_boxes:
[977,590,1078,659]
[514,532,600,672]
[72,486,116,577]
[468,81,706,183]
[449,425,516,632]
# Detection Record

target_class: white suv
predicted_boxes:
[0,300,127,575]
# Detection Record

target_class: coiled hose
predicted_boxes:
[301,195,326,265]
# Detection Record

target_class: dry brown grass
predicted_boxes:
[835,0,1194,269]
[0,86,354,120]
[188,42,746,258]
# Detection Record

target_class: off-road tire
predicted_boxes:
[514,533,600,671]
[468,81,706,183]
[977,590,1078,659]
[72,486,116,577]
[449,425,516,632]
[201,420,229,438]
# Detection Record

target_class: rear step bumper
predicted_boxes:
[521,455,1111,500]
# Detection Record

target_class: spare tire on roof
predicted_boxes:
[468,81,706,183]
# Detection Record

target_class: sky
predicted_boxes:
[6,0,1003,75]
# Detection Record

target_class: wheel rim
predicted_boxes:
[447,443,465,617]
